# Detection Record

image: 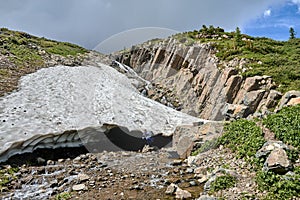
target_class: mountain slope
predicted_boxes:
[113,26,300,120]
[0,28,88,96]
[175,26,300,92]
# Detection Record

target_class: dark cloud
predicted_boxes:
[0,0,285,50]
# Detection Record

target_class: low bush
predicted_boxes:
[209,174,237,192]
[263,104,300,148]
[217,119,265,162]
[256,167,300,200]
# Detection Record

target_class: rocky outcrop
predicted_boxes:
[256,141,293,174]
[173,122,224,158]
[276,90,300,111]
[0,64,207,162]
[265,148,292,174]
[114,39,281,120]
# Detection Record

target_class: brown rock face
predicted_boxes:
[276,90,300,111]
[287,97,300,106]
[114,39,280,120]
[173,122,223,158]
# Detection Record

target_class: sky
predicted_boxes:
[0,0,299,53]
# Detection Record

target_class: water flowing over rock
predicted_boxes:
[114,38,281,120]
[0,64,208,162]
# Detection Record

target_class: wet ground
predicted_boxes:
[1,148,204,200]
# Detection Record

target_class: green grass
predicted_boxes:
[256,167,300,200]
[263,104,300,148]
[0,167,19,191]
[38,39,87,56]
[214,105,300,199]
[0,28,87,65]
[55,192,72,200]
[0,27,89,96]
[217,119,265,163]
[209,174,237,192]
[191,138,219,156]
[174,26,300,92]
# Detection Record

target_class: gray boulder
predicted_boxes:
[264,148,293,174]
[256,141,293,174]
[256,141,289,158]
[276,90,300,111]
[175,187,192,199]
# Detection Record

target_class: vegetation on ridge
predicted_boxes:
[215,105,300,199]
[0,28,88,96]
[191,105,300,199]
[174,25,300,92]
[217,119,265,164]
[209,174,237,192]
[263,104,300,149]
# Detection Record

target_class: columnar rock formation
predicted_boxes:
[115,39,282,120]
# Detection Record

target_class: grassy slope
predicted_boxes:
[178,27,300,199]
[217,105,300,199]
[173,26,300,92]
[0,28,88,96]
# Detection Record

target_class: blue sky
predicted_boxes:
[0,0,299,51]
[244,1,300,40]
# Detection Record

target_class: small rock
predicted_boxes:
[21,175,33,184]
[100,163,108,168]
[142,145,156,153]
[73,156,82,163]
[72,184,87,191]
[89,181,95,186]
[131,185,143,190]
[197,195,218,200]
[47,160,55,165]
[175,187,192,199]
[189,181,197,186]
[165,183,178,194]
[172,159,183,166]
[287,97,300,106]
[187,156,197,166]
[194,166,207,175]
[256,141,289,158]
[77,173,90,183]
[186,168,194,173]
[198,175,208,184]
[50,180,58,188]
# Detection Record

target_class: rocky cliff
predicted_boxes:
[114,38,283,120]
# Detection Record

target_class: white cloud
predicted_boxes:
[0,0,286,49]
[291,0,300,4]
[291,0,300,11]
[264,9,272,17]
